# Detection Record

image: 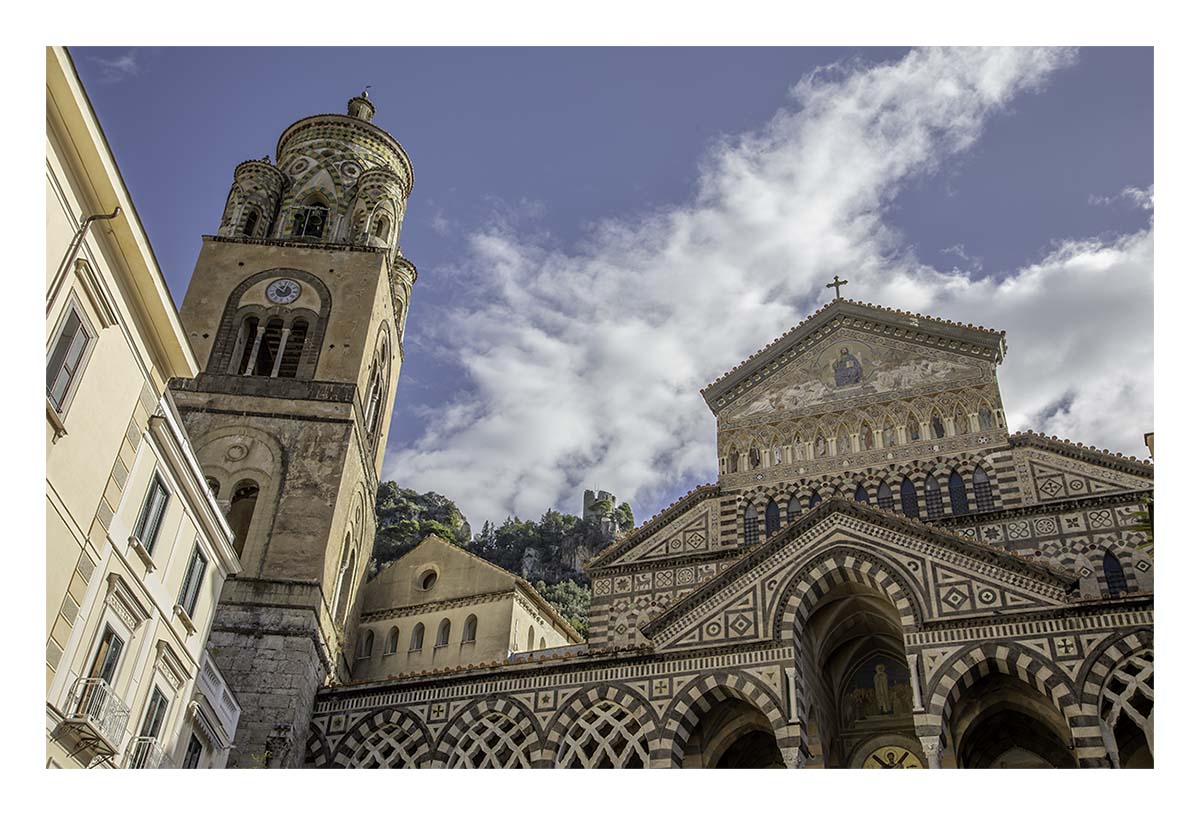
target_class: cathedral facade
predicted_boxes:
[164,92,1153,769]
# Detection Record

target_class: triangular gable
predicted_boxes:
[586,484,720,571]
[642,498,1074,652]
[1010,432,1153,502]
[361,535,518,613]
[701,299,1006,416]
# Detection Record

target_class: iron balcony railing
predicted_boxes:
[66,677,131,752]
[122,736,166,769]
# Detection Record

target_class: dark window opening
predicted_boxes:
[765,500,780,536]
[924,474,944,519]
[292,203,328,239]
[242,209,260,237]
[900,478,919,518]
[227,481,259,558]
[1104,550,1129,595]
[877,482,894,512]
[949,469,970,515]
[786,496,803,524]
[252,318,284,376]
[743,505,759,546]
[972,467,995,511]
[277,319,308,378]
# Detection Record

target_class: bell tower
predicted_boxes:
[169,91,417,768]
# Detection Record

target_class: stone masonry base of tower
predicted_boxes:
[209,579,332,768]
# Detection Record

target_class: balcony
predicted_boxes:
[64,677,131,755]
[195,651,241,748]
[122,736,165,769]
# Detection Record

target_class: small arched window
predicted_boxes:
[436,618,451,647]
[293,200,328,239]
[527,626,536,651]
[786,496,803,524]
[765,500,780,536]
[539,637,547,649]
[234,316,260,375]
[409,623,425,652]
[462,614,477,643]
[384,627,399,655]
[924,474,944,519]
[900,478,919,518]
[743,504,759,546]
[242,208,260,237]
[372,214,390,240]
[979,405,995,430]
[809,490,821,509]
[877,481,894,511]
[356,630,374,660]
[972,466,995,511]
[948,469,969,515]
[227,480,259,558]
[1103,551,1129,595]
[855,483,869,503]
[930,412,946,439]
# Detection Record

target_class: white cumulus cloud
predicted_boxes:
[384,47,1152,528]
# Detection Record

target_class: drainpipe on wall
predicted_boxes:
[47,206,121,315]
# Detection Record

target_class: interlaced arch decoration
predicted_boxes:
[660,672,795,767]
[1079,629,1153,765]
[333,708,433,768]
[446,711,539,768]
[556,700,652,768]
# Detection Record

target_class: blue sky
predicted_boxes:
[73,47,1153,529]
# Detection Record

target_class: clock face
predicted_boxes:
[864,746,923,769]
[266,279,301,304]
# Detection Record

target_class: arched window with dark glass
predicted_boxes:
[787,496,803,524]
[462,614,478,643]
[765,500,780,536]
[436,618,451,647]
[855,484,869,503]
[356,630,374,660]
[276,318,308,379]
[743,504,759,546]
[948,469,969,515]
[372,214,390,240]
[292,200,328,238]
[930,412,946,439]
[924,474,944,519]
[252,318,284,376]
[1103,551,1129,595]
[972,466,995,511]
[227,480,259,557]
[877,481,894,511]
[900,478,919,518]
[809,490,821,509]
[409,623,425,652]
[242,208,260,237]
[384,627,399,655]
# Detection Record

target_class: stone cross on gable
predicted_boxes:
[826,275,849,299]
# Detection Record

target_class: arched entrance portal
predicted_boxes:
[681,698,785,768]
[800,583,921,768]
[946,673,1076,768]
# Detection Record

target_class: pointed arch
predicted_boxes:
[859,421,875,450]
[409,622,425,652]
[952,403,970,436]
[743,503,759,546]
[877,481,894,512]
[972,466,995,511]
[929,410,946,439]
[899,477,919,518]
[905,413,921,443]
[1103,550,1129,595]
[383,626,399,655]
[661,671,796,768]
[978,402,996,430]
[765,499,781,537]
[333,708,434,768]
[948,469,969,515]
[854,483,869,503]
[808,490,822,509]
[924,473,944,519]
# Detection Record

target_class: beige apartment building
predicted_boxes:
[45,46,242,769]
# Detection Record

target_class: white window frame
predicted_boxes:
[131,472,171,564]
[176,543,208,619]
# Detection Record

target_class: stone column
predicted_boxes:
[242,325,266,375]
[907,654,924,712]
[270,328,291,377]
[920,735,943,769]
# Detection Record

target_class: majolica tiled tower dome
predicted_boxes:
[170,92,417,768]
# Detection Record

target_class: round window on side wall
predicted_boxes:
[417,568,438,591]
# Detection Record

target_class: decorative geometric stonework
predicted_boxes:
[556,701,651,769]
[447,711,537,769]
[942,587,968,609]
[1135,560,1151,573]
[350,723,425,768]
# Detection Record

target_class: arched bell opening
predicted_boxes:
[680,697,785,769]
[799,583,917,768]
[946,673,1077,768]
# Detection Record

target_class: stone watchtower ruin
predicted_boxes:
[168,91,417,767]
